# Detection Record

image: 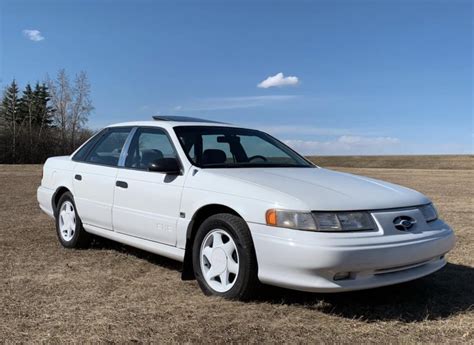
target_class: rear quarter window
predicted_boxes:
[84,128,131,167]
[72,129,107,162]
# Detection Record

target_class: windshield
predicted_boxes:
[174,126,314,168]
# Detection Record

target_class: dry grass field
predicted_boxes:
[1,157,473,343]
[309,155,473,170]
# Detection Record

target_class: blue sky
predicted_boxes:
[1,0,472,155]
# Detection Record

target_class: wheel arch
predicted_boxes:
[181,204,244,280]
[52,186,72,216]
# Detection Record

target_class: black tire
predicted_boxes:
[55,192,91,248]
[192,213,260,300]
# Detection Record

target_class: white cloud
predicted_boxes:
[22,29,45,42]
[257,72,299,89]
[284,136,401,155]
[179,95,299,111]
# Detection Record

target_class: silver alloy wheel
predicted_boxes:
[59,201,76,242]
[200,229,240,293]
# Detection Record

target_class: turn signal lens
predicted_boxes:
[265,209,277,226]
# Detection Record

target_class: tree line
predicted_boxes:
[0,69,94,163]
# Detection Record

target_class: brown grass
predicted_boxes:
[309,154,473,170]
[0,161,473,343]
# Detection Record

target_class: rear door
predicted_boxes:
[112,127,185,245]
[73,127,132,230]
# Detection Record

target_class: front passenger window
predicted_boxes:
[85,128,131,166]
[125,128,178,170]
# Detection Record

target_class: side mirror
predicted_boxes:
[148,158,181,174]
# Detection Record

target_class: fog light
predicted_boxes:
[333,272,351,281]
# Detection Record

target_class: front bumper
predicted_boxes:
[249,218,455,293]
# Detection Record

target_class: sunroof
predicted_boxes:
[152,115,223,123]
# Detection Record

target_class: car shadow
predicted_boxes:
[88,238,473,322]
[253,263,474,322]
[89,236,182,271]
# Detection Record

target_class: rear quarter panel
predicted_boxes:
[40,156,76,201]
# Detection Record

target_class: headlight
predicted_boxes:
[313,212,376,231]
[420,204,438,222]
[266,209,376,231]
[265,209,317,230]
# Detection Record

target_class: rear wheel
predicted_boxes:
[192,213,260,300]
[55,192,91,248]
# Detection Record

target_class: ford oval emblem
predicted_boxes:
[393,216,416,231]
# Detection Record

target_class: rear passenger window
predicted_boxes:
[85,128,131,166]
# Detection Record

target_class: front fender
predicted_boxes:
[181,188,272,225]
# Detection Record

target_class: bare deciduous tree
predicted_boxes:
[47,69,71,149]
[70,71,94,150]
[47,69,94,154]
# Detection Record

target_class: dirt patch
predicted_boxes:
[0,164,473,343]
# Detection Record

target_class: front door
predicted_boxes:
[112,127,185,246]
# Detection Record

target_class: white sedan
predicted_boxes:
[37,116,455,299]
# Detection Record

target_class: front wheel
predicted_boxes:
[192,213,260,300]
[55,192,91,248]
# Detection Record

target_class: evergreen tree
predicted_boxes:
[18,83,36,159]
[0,80,21,161]
[19,83,35,127]
[0,80,21,125]
[35,82,54,129]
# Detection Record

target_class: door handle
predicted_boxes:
[116,180,128,189]
[74,174,82,181]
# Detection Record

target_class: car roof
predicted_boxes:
[107,120,241,130]
[107,116,243,130]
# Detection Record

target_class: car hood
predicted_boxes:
[208,167,430,211]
